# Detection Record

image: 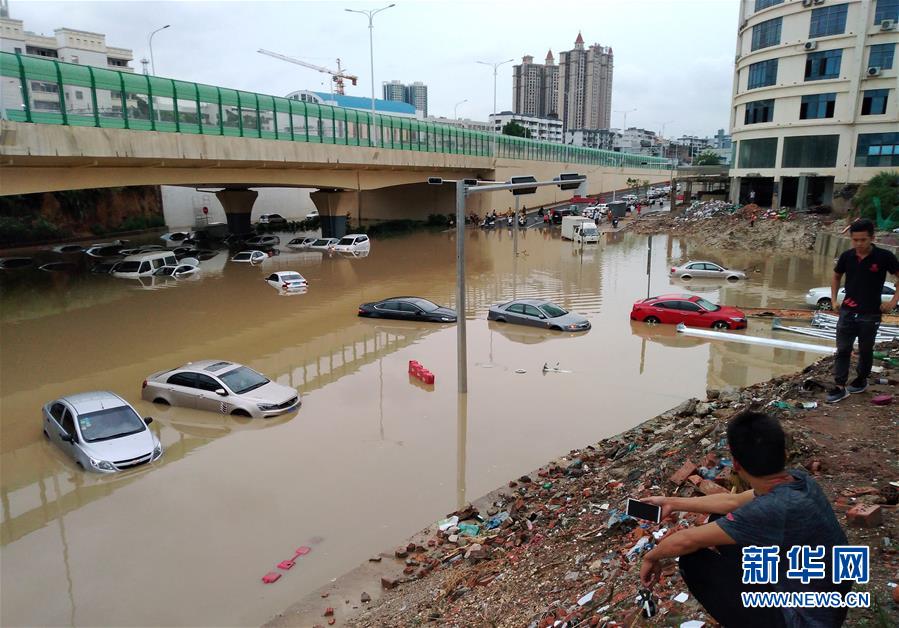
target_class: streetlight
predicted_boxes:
[614,107,637,132]
[476,58,514,157]
[148,24,170,76]
[453,99,468,120]
[345,4,395,118]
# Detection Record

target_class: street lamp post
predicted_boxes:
[148,24,170,76]
[614,107,637,133]
[453,98,468,120]
[345,4,395,118]
[476,58,514,157]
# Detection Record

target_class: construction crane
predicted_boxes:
[258,49,358,96]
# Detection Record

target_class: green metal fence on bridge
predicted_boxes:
[0,52,670,170]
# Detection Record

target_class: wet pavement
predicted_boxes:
[0,227,836,626]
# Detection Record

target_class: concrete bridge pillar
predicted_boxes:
[215,189,258,235]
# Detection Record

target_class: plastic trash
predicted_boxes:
[437,515,459,532]
[485,512,509,530]
[457,523,480,536]
[798,401,818,409]
[262,572,281,584]
[673,592,689,603]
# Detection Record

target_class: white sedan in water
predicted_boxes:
[805,282,896,310]
[670,261,746,281]
[231,250,269,264]
[265,271,307,292]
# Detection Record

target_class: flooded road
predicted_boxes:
[1,227,836,626]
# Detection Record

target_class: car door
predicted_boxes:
[45,401,68,445]
[399,301,424,320]
[194,373,228,413]
[164,372,199,408]
[653,301,682,325]
[375,300,403,320]
[505,303,527,324]
[677,300,706,326]
[522,304,548,328]
[59,407,81,461]
[684,263,704,278]
[702,263,725,278]
[266,273,279,287]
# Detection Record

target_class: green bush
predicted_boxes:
[853,171,899,229]
[90,223,107,236]
[118,214,165,231]
[426,213,450,227]
[0,216,70,245]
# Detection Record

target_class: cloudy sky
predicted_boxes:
[10,0,739,138]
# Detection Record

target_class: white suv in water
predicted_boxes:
[332,234,371,254]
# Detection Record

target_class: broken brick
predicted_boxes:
[687,474,703,486]
[846,504,882,527]
[381,576,398,589]
[323,607,334,617]
[669,461,698,485]
[698,479,729,495]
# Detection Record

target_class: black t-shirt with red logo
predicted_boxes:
[834,245,899,315]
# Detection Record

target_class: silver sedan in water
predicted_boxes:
[43,391,162,473]
[487,299,591,331]
[669,260,746,281]
[142,360,301,418]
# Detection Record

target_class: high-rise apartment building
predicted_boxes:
[382,80,428,117]
[729,0,898,209]
[512,51,558,118]
[557,33,613,132]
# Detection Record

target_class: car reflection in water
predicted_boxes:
[629,320,706,349]
[489,320,588,345]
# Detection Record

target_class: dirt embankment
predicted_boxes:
[269,349,899,628]
[627,202,843,252]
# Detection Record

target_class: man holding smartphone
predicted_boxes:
[638,411,850,627]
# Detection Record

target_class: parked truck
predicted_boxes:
[561,216,599,244]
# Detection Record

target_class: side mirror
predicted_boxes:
[61,432,74,443]
[215,388,228,397]
[144,417,154,424]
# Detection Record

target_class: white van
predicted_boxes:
[332,234,371,254]
[561,216,593,241]
[111,251,178,278]
[573,221,599,244]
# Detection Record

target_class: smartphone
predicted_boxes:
[626,498,662,523]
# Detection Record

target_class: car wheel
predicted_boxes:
[153,397,170,405]
[43,429,49,439]
[644,316,660,324]
[727,276,740,281]
[817,297,832,310]
[495,317,506,323]
[231,409,251,417]
[712,320,730,330]
[551,325,562,331]
[680,275,691,280]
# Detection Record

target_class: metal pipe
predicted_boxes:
[148,25,170,76]
[676,323,835,354]
[455,180,467,393]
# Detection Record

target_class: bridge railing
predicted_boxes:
[0,52,671,170]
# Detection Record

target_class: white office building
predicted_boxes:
[729,0,898,208]
[488,111,563,143]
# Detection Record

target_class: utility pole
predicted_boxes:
[477,58,514,157]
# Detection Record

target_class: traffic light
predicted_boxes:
[556,172,583,191]
[510,175,537,196]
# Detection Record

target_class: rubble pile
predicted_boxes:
[347,352,899,628]
[678,200,740,222]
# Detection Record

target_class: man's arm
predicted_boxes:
[640,523,736,587]
[832,271,843,309]
[645,489,754,517]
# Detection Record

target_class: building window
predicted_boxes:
[754,0,784,11]
[747,58,778,89]
[13,47,21,54]
[752,18,782,51]
[738,137,778,168]
[800,93,836,119]
[70,55,79,64]
[869,44,895,70]
[782,135,839,167]
[874,0,899,23]
[805,49,842,80]
[861,89,890,115]
[809,4,849,38]
[744,99,775,124]
[855,132,899,166]
[75,91,84,100]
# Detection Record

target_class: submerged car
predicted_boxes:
[358,297,457,322]
[231,250,269,264]
[111,252,178,278]
[805,281,896,310]
[265,271,307,291]
[670,261,746,281]
[332,234,371,254]
[43,391,162,473]
[142,360,301,418]
[488,299,591,331]
[257,213,287,225]
[308,238,339,251]
[244,234,281,247]
[631,294,747,329]
[153,264,200,278]
[287,237,317,250]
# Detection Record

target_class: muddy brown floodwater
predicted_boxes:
[1,227,837,627]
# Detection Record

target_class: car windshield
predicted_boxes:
[154,266,175,276]
[281,273,304,282]
[696,297,721,312]
[337,237,355,246]
[312,239,329,246]
[78,406,146,443]
[219,366,270,394]
[409,299,439,312]
[115,261,141,273]
[539,303,568,318]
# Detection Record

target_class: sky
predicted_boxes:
[9,0,740,138]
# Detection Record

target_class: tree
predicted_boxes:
[693,150,722,166]
[502,121,531,138]
[853,171,899,230]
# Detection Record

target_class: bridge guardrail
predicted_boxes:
[0,52,670,170]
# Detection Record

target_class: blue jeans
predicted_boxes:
[833,310,880,386]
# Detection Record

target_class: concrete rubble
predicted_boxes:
[340,347,899,627]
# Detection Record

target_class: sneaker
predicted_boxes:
[847,377,868,394]
[826,386,849,403]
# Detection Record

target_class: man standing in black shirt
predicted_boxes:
[827,219,899,403]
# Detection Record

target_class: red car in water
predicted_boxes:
[630,294,747,330]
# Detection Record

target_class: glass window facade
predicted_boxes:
[809,4,849,38]
[755,0,784,11]
[739,137,778,168]
[855,132,899,166]
[748,59,778,89]
[805,49,842,81]
[745,99,775,124]
[861,89,890,115]
[752,18,783,51]
[799,93,836,119]
[782,135,839,168]
[874,0,899,23]
[869,44,895,70]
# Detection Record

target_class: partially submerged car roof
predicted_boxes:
[61,391,129,414]
[177,360,239,374]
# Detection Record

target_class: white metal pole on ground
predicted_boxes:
[513,196,519,257]
[456,180,467,394]
[676,323,835,354]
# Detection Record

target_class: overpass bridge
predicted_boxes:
[0,52,672,232]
